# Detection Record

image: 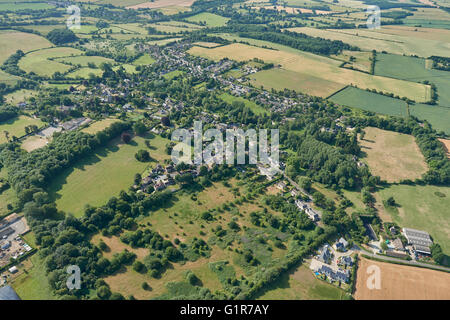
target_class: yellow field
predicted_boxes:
[290,26,450,58]
[355,258,450,300]
[81,119,120,134]
[188,43,430,101]
[359,127,428,183]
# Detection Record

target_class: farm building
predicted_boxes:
[402,228,433,255]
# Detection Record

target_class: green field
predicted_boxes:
[409,104,450,134]
[374,53,450,108]
[48,134,170,217]
[133,53,156,66]
[219,92,268,115]
[0,2,53,11]
[329,86,408,117]
[0,168,16,218]
[377,185,450,254]
[186,12,230,27]
[0,30,52,64]
[256,264,348,300]
[54,55,114,67]
[0,115,45,143]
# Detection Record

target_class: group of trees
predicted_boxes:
[46,28,79,45]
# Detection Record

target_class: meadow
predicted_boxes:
[48,134,170,217]
[0,30,51,64]
[329,86,408,117]
[81,118,120,134]
[188,42,429,102]
[219,92,268,115]
[132,53,156,66]
[377,184,450,254]
[186,12,230,27]
[0,168,16,218]
[0,115,44,144]
[359,127,428,183]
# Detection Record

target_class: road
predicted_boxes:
[357,247,450,273]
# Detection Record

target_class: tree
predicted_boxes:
[97,285,111,299]
[133,121,147,136]
[161,116,171,127]
[121,132,132,144]
[135,150,150,162]
[47,29,78,45]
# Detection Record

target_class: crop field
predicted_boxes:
[48,134,171,217]
[374,53,450,108]
[188,43,429,102]
[329,86,408,116]
[219,92,268,115]
[126,0,195,9]
[358,127,428,183]
[289,26,450,57]
[377,184,450,253]
[255,264,348,300]
[186,12,230,27]
[331,50,372,73]
[355,257,450,300]
[0,30,52,64]
[0,115,44,144]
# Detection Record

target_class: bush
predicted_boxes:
[135,150,151,162]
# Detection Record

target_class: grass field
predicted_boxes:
[374,53,450,108]
[0,115,44,144]
[255,264,348,300]
[81,118,120,134]
[0,30,51,64]
[126,0,195,9]
[48,134,170,217]
[0,2,53,11]
[21,135,48,152]
[377,184,450,254]
[186,12,230,27]
[329,86,408,116]
[0,69,20,85]
[355,257,450,300]
[4,89,37,105]
[359,127,428,183]
[54,55,114,67]
[18,47,84,77]
[132,53,156,66]
[219,92,268,115]
[0,168,16,218]
[290,26,450,57]
[188,42,429,102]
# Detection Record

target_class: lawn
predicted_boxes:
[255,264,348,300]
[48,134,171,217]
[219,92,268,115]
[188,42,429,102]
[186,12,230,27]
[377,184,450,254]
[0,115,44,143]
[358,127,428,183]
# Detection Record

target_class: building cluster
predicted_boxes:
[402,227,434,256]
[0,214,31,269]
[313,244,353,284]
[295,199,319,222]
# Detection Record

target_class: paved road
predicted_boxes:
[357,247,450,273]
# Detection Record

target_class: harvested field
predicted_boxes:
[438,139,450,159]
[127,0,194,9]
[359,127,428,183]
[355,257,450,300]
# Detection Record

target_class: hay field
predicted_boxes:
[359,127,428,183]
[21,135,48,152]
[289,26,450,57]
[188,43,430,101]
[438,138,450,159]
[355,257,450,300]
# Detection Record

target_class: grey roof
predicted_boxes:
[0,286,21,300]
[403,228,433,247]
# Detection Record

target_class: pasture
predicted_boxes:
[0,115,44,144]
[358,127,428,183]
[81,118,120,134]
[377,184,450,254]
[255,264,347,300]
[48,134,170,217]
[186,12,230,27]
[188,42,429,102]
[355,257,450,300]
[0,30,51,64]
[132,53,156,66]
[290,26,450,58]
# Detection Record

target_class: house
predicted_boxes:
[336,237,349,252]
[315,265,350,283]
[0,240,11,250]
[318,245,332,264]
[8,266,18,274]
[276,181,287,191]
[391,238,404,251]
[305,208,319,222]
[291,189,299,198]
[339,255,353,267]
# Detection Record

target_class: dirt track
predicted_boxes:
[355,257,450,300]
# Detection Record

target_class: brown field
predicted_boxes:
[188,43,429,101]
[21,135,48,152]
[91,235,149,260]
[359,127,428,183]
[127,0,195,9]
[355,257,450,300]
[438,138,450,159]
